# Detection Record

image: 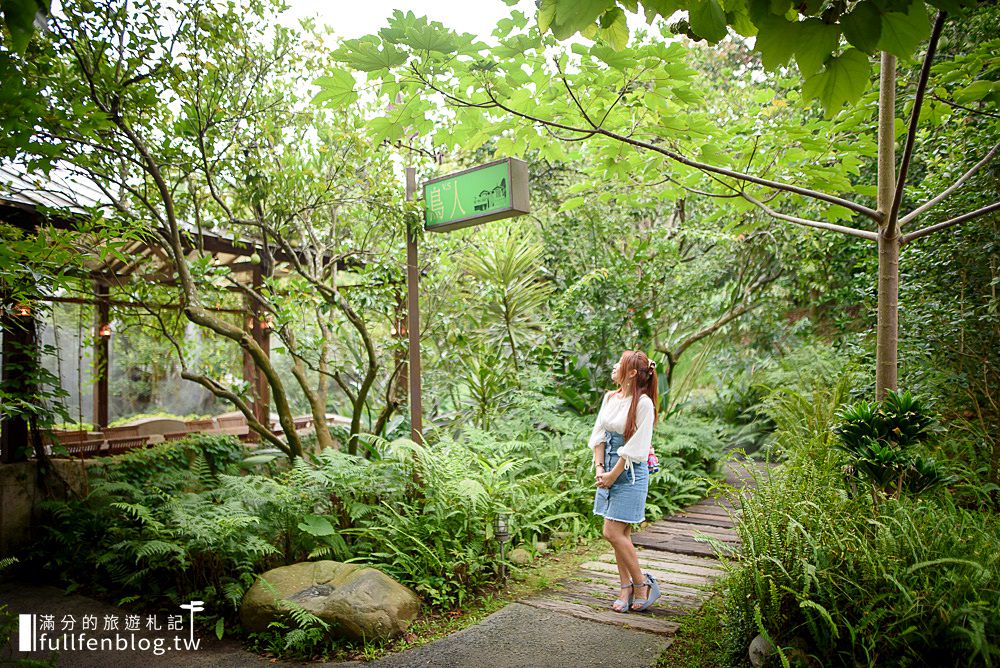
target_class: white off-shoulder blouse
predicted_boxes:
[587,391,655,464]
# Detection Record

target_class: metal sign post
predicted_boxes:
[405,167,423,444]
[405,158,529,444]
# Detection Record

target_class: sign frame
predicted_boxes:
[422,157,530,233]
[405,158,530,445]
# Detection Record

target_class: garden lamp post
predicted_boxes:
[495,511,511,580]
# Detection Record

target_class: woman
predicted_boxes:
[588,349,662,613]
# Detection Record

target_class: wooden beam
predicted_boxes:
[1,292,37,463]
[41,294,243,314]
[93,281,110,429]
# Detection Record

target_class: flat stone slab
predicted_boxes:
[360,602,670,668]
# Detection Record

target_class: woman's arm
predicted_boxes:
[616,396,655,462]
[586,391,611,452]
[593,441,606,476]
[598,454,627,487]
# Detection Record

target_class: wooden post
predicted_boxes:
[93,281,110,429]
[405,167,424,444]
[1,299,37,463]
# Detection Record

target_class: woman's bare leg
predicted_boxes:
[604,519,630,582]
[603,519,644,605]
[621,524,651,608]
[605,520,646,606]
[603,519,635,610]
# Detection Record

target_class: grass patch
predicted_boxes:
[656,590,726,668]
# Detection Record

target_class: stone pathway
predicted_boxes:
[369,457,768,666]
[516,460,754,640]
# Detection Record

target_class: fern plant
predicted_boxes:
[245,577,334,661]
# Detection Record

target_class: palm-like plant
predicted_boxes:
[458,347,516,430]
[833,390,949,501]
[461,230,554,372]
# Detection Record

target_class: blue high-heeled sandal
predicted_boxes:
[612,582,633,613]
[631,573,661,611]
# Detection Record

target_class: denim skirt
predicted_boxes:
[593,430,649,524]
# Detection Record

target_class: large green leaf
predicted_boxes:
[397,21,458,54]
[598,6,629,51]
[550,0,614,40]
[877,0,930,58]
[842,2,883,53]
[298,515,336,537]
[368,115,407,144]
[953,79,1000,105]
[642,0,682,23]
[311,70,358,109]
[558,196,587,212]
[794,19,840,77]
[753,14,796,71]
[537,0,557,33]
[1,0,47,53]
[334,37,408,72]
[802,48,873,117]
[689,0,728,43]
[592,44,637,70]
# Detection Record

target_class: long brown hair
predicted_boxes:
[617,349,659,441]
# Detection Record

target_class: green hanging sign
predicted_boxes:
[422,157,530,233]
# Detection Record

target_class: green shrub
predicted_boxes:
[833,390,952,501]
[721,462,1000,667]
[645,413,726,517]
[97,433,244,491]
[757,366,860,465]
[23,387,724,649]
[26,435,275,633]
[700,343,856,454]
[719,378,1000,667]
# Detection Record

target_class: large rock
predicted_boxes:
[240,561,420,641]
[749,634,775,667]
[509,547,532,565]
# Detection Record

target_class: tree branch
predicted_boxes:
[180,370,290,454]
[739,191,878,240]
[900,139,1000,226]
[412,64,879,220]
[333,370,358,405]
[888,11,947,230]
[901,201,1000,244]
[930,93,1000,120]
[669,301,763,361]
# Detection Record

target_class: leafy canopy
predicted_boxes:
[530,0,982,115]
[321,9,875,225]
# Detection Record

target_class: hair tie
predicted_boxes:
[648,360,656,370]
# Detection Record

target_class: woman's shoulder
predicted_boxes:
[638,393,655,408]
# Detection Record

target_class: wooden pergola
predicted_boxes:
[0,165,344,462]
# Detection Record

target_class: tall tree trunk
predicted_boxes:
[290,359,335,452]
[313,318,335,450]
[876,52,899,400]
